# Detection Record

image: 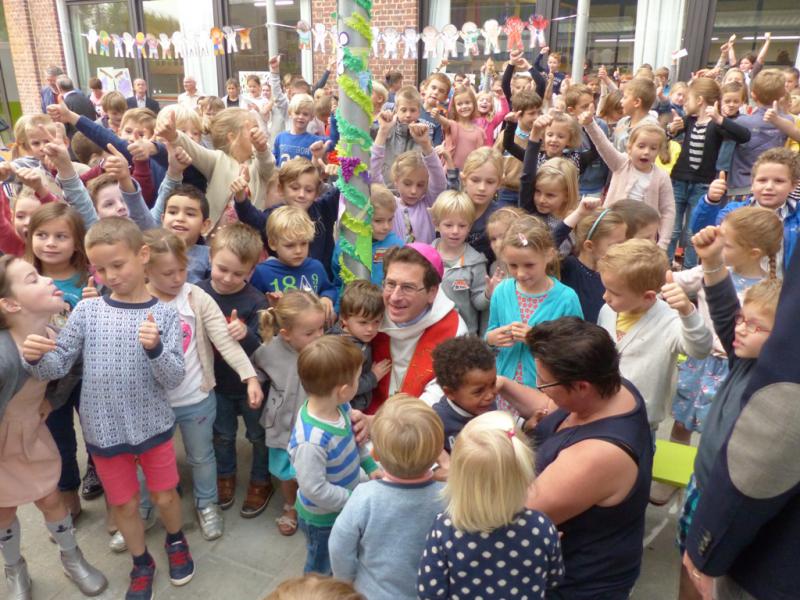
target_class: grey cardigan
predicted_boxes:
[433,241,490,335]
[253,337,306,449]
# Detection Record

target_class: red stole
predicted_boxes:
[368,309,460,414]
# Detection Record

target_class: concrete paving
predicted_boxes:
[13,425,683,600]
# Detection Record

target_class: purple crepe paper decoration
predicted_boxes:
[339,157,362,183]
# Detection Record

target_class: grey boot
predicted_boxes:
[4,557,32,600]
[61,547,108,596]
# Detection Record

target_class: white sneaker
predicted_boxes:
[196,504,224,541]
[109,508,158,553]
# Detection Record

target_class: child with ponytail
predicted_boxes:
[252,290,326,537]
[417,411,564,599]
[669,207,782,446]
[0,255,108,599]
[485,217,582,397]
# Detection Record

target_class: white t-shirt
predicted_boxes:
[166,283,205,407]
[628,168,653,201]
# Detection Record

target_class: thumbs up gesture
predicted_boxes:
[661,271,693,317]
[47,100,79,125]
[707,171,728,203]
[230,164,251,203]
[139,312,161,350]
[668,109,684,135]
[249,126,268,153]
[763,100,780,124]
[226,308,247,341]
[81,275,99,300]
[154,110,178,143]
[705,101,723,125]
[691,225,725,264]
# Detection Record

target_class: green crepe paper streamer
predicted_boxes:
[345,14,372,45]
[337,179,372,215]
[342,47,367,73]
[335,108,372,151]
[339,259,357,285]
[341,214,373,267]
[354,0,372,19]
[338,74,373,118]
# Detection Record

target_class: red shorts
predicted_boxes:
[91,439,179,506]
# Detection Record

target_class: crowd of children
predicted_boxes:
[1,36,800,600]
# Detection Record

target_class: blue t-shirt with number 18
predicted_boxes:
[250,256,338,305]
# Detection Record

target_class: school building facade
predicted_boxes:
[0,0,797,127]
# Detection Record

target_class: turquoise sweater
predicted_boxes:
[486,277,583,386]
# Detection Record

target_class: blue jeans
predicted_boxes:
[141,393,218,510]
[298,517,332,574]
[45,382,83,492]
[668,180,709,269]
[213,391,269,482]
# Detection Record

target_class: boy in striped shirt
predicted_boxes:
[288,336,382,574]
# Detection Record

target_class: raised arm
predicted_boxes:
[519,138,542,214]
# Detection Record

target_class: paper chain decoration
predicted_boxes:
[81,26,257,59]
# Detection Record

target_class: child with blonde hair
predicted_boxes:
[435,86,486,169]
[253,290,326,536]
[578,104,676,249]
[136,229,262,542]
[0,255,108,599]
[475,89,509,146]
[486,217,582,392]
[372,117,446,244]
[289,336,380,574]
[417,411,564,599]
[251,206,337,317]
[265,574,365,600]
[669,207,782,446]
[485,206,527,279]
[460,147,504,260]
[431,190,489,333]
[597,240,712,436]
[330,394,445,599]
[331,184,404,290]
[155,106,274,227]
[273,94,328,166]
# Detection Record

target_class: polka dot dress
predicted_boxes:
[417,509,564,599]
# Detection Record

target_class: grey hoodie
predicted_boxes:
[433,241,490,335]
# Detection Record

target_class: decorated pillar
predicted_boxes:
[334,0,374,284]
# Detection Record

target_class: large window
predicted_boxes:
[707,0,800,68]
[68,1,137,95]
[419,0,537,78]
[555,0,637,73]
[228,0,302,80]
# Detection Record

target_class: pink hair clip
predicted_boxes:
[506,429,516,439]
[517,233,528,246]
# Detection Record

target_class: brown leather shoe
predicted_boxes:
[240,480,273,518]
[218,474,236,510]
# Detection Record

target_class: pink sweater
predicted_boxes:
[584,120,676,249]
[476,96,510,146]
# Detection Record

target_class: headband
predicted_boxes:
[586,208,611,241]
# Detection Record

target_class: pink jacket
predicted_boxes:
[584,120,675,249]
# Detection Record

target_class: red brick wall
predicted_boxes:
[4,0,66,115]
[311,0,418,88]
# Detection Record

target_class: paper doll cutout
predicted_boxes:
[195,31,210,56]
[421,26,440,60]
[441,24,459,58]
[481,19,501,54]
[460,22,480,57]
[223,26,238,53]
[383,27,400,60]
[112,34,124,58]
[337,31,349,76]
[297,20,311,51]
[527,15,549,49]
[158,33,172,59]
[371,27,381,57]
[171,31,184,60]
[98,31,111,57]
[210,27,225,56]
[504,16,525,53]
[403,28,419,60]
[135,32,147,58]
[146,34,159,59]
[238,28,252,50]
[82,29,99,55]
[313,23,328,52]
[122,33,136,58]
